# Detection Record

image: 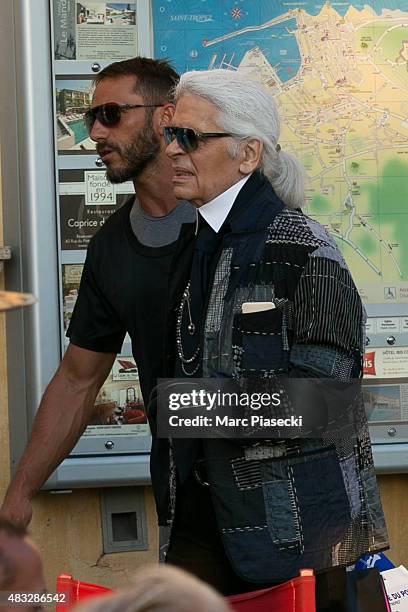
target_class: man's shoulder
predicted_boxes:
[89,196,134,248]
[101,195,134,231]
[268,207,335,248]
[266,207,349,270]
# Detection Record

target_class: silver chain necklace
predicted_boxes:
[176,282,201,376]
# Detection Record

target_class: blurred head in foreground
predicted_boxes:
[75,565,231,612]
[0,518,46,610]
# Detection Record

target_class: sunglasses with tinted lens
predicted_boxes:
[163,126,236,153]
[84,102,164,133]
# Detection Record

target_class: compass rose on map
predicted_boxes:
[231,7,243,20]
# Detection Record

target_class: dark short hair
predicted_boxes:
[94,57,179,104]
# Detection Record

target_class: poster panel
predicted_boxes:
[84,355,149,437]
[59,169,133,250]
[363,346,408,423]
[53,1,137,61]
[61,267,147,436]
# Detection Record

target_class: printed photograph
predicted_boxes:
[106,4,136,25]
[92,359,147,426]
[76,2,136,26]
[77,1,106,24]
[112,357,139,380]
[55,79,95,152]
[363,384,401,422]
[62,264,83,332]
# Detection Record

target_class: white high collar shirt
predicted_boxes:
[197,173,252,233]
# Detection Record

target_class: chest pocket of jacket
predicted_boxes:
[232,308,288,374]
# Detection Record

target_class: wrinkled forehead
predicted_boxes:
[172,94,221,131]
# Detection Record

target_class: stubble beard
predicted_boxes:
[102,115,161,184]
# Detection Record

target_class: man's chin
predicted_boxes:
[105,166,133,184]
[173,185,194,201]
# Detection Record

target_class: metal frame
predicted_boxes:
[50,0,154,458]
[1,0,60,474]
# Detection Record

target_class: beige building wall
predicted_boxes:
[378,475,408,566]
[0,146,407,592]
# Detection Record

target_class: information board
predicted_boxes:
[153,0,408,305]
[54,1,137,61]
[152,0,408,443]
[51,0,152,454]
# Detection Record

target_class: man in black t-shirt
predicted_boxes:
[0,57,194,527]
[67,196,194,410]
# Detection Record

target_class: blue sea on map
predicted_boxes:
[153,0,408,78]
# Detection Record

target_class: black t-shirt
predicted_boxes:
[67,197,193,407]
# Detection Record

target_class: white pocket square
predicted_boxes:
[241,302,276,314]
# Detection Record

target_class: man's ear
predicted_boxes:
[158,103,175,133]
[239,138,263,174]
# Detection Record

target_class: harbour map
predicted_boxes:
[153,0,408,303]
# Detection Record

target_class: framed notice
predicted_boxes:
[363,345,408,426]
[362,335,408,442]
[53,1,138,61]
[58,169,133,250]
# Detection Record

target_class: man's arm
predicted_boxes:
[0,343,115,527]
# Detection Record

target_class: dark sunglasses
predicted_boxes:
[163,126,237,152]
[84,102,164,133]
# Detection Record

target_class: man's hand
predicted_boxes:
[0,344,116,527]
[0,490,33,528]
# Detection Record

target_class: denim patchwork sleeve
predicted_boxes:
[291,249,365,379]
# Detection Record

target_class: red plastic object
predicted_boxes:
[56,574,114,611]
[226,570,316,612]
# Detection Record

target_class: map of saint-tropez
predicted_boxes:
[153,0,408,303]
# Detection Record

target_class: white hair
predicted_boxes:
[173,69,305,209]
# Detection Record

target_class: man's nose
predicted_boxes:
[90,118,110,142]
[165,137,184,158]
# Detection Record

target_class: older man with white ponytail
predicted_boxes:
[162,70,388,607]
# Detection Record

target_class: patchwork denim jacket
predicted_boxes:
[167,173,388,584]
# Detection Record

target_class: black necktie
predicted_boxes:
[190,216,220,333]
